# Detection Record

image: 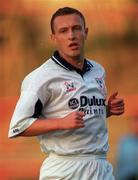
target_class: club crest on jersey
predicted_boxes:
[64,81,76,92]
[95,77,107,96]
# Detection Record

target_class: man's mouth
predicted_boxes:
[68,43,79,49]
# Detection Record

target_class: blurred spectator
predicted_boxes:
[115,116,138,180]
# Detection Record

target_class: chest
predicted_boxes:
[42,69,107,118]
[48,70,107,100]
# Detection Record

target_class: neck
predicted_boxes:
[58,50,85,70]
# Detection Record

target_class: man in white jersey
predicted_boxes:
[8,7,124,180]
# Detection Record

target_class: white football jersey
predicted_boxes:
[8,51,108,155]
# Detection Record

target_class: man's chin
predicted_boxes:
[68,50,81,58]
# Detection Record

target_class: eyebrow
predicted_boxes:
[58,24,82,31]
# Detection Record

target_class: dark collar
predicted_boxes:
[51,51,93,76]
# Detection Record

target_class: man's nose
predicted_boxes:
[68,30,76,40]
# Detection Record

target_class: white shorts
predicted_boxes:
[39,153,114,180]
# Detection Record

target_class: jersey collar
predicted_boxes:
[51,51,93,76]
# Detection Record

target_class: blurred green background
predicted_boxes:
[0,0,138,179]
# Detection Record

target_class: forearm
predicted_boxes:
[20,111,84,137]
[20,118,62,136]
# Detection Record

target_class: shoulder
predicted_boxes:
[21,58,56,91]
[87,58,106,75]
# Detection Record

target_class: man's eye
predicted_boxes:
[60,29,67,33]
[74,26,82,31]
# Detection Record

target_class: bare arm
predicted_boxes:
[20,111,85,136]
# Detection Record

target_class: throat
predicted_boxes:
[57,50,85,70]
[67,55,84,70]
[76,61,84,70]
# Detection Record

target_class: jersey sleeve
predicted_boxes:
[8,72,50,138]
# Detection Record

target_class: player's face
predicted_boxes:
[51,14,88,60]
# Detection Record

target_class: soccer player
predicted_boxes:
[8,7,124,180]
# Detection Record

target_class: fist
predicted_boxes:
[107,92,125,117]
[61,111,85,129]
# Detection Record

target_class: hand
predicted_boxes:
[61,111,85,129]
[107,92,125,117]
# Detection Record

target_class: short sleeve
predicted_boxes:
[8,62,51,138]
[8,90,43,138]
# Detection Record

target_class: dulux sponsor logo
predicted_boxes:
[80,96,106,107]
[68,96,106,109]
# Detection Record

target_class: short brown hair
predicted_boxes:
[50,7,86,33]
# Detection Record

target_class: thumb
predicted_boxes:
[108,91,118,102]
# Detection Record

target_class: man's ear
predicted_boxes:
[50,33,57,46]
[51,33,55,41]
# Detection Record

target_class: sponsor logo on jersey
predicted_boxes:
[64,81,76,92]
[68,96,106,109]
[68,98,79,109]
[80,96,106,107]
[68,96,106,116]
